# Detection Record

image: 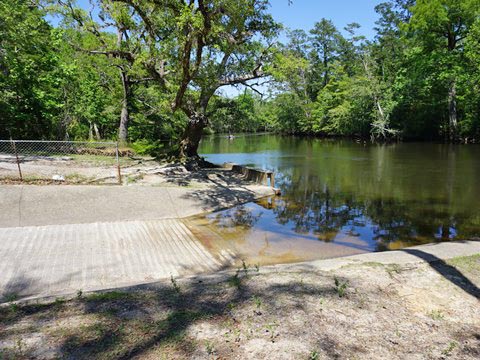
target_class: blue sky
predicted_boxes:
[269,0,385,39]
[57,0,385,39]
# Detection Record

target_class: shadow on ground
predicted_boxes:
[0,265,345,359]
[1,256,479,359]
[402,248,480,299]
[168,169,264,210]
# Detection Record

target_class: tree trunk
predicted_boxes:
[89,122,93,141]
[448,80,457,142]
[119,100,129,144]
[93,123,101,140]
[179,113,207,158]
[118,70,130,144]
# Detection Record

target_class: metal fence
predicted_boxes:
[0,140,123,184]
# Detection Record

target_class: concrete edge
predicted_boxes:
[3,240,479,307]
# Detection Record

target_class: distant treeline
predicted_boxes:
[1,0,480,155]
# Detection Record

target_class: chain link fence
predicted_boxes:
[0,140,125,184]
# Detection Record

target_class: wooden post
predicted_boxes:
[11,140,22,181]
[116,142,122,185]
[269,173,275,188]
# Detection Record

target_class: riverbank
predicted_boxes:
[1,241,478,359]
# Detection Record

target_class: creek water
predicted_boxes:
[188,134,480,266]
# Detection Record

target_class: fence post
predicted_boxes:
[11,140,23,181]
[116,142,122,185]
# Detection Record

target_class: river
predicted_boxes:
[191,134,480,265]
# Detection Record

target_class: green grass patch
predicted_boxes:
[84,291,133,302]
[447,254,480,272]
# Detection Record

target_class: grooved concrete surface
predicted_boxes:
[0,219,227,301]
[0,183,276,302]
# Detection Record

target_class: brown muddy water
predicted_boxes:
[186,134,480,266]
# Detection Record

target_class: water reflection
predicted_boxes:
[193,135,480,265]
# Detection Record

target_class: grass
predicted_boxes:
[385,263,403,278]
[441,341,458,356]
[70,154,121,165]
[447,254,480,273]
[171,275,181,294]
[227,271,243,289]
[84,291,133,302]
[252,295,262,309]
[427,309,445,321]
[65,173,95,183]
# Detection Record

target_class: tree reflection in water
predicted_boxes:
[199,135,480,257]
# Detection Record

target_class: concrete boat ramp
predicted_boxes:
[0,183,275,302]
[0,219,232,301]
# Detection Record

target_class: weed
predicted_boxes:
[15,337,25,356]
[264,322,278,341]
[5,293,18,303]
[386,264,402,278]
[334,277,349,298]
[76,290,83,299]
[254,263,260,272]
[171,275,181,294]
[251,295,263,315]
[252,295,262,309]
[428,309,445,321]
[228,270,242,289]
[126,173,145,184]
[205,340,215,355]
[54,297,65,306]
[9,303,19,314]
[65,173,91,183]
[5,293,19,314]
[362,261,384,268]
[242,260,249,274]
[441,341,458,356]
[309,350,319,360]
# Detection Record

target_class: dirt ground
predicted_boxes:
[0,154,234,186]
[0,254,478,359]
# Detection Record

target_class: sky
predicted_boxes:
[269,0,385,40]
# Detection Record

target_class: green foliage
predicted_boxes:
[0,0,61,139]
[2,0,480,145]
[264,0,480,142]
[209,91,267,133]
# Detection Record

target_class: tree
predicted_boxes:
[0,0,61,139]
[309,19,342,97]
[55,0,152,143]
[112,0,279,157]
[408,0,480,141]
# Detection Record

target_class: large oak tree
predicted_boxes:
[112,0,279,157]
